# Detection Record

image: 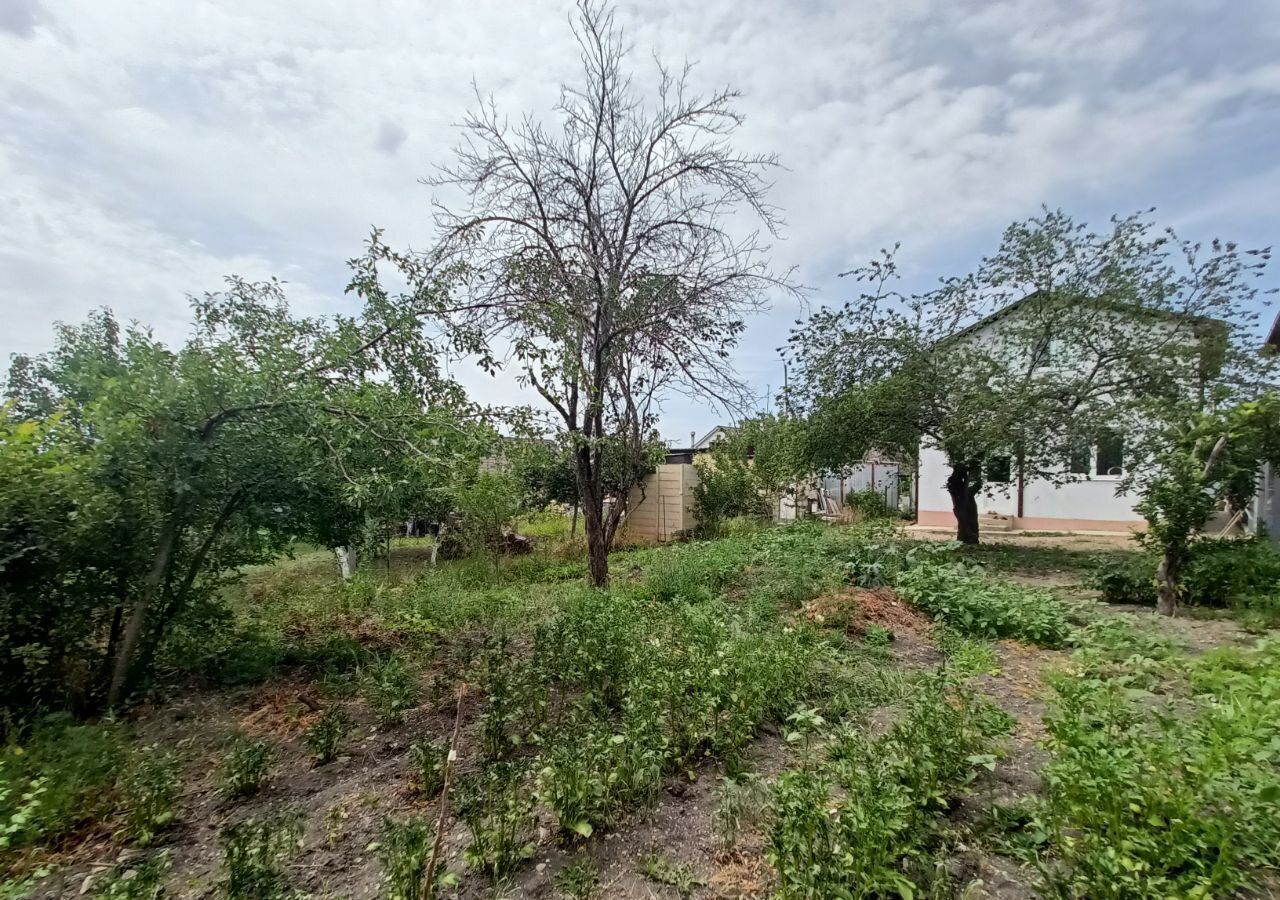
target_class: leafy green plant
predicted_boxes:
[302,707,351,765]
[118,746,181,845]
[219,813,302,900]
[377,816,431,900]
[554,856,600,900]
[845,487,893,520]
[896,562,1069,646]
[456,762,536,881]
[362,655,419,725]
[218,738,272,799]
[93,852,171,899]
[408,738,448,798]
[713,773,770,854]
[639,853,704,899]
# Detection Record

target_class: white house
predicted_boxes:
[914,296,1208,535]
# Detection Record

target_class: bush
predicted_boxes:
[1087,552,1156,605]
[844,487,894,520]
[692,465,768,538]
[378,816,433,900]
[1089,539,1280,613]
[361,655,419,725]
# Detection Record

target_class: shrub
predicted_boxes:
[1087,552,1156,605]
[219,813,302,900]
[692,465,768,538]
[302,707,351,765]
[117,746,181,845]
[218,738,272,799]
[0,718,125,850]
[844,487,894,520]
[896,562,1070,646]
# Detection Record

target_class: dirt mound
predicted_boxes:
[803,586,933,637]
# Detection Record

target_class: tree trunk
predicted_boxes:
[1155,550,1181,617]
[570,504,579,537]
[335,546,358,580]
[108,511,181,708]
[581,496,609,587]
[946,463,982,545]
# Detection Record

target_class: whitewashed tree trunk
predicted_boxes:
[335,546,358,580]
[429,526,443,567]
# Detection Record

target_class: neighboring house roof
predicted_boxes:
[1266,310,1280,348]
[944,291,1221,347]
[693,425,734,449]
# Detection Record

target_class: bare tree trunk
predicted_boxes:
[1155,551,1182,616]
[108,511,181,708]
[582,497,609,587]
[570,504,579,537]
[946,463,982,546]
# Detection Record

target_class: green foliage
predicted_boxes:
[456,761,537,881]
[844,487,893,520]
[93,852,171,899]
[117,746,180,845]
[218,738,272,799]
[1035,639,1280,898]
[768,676,1010,899]
[554,856,600,900]
[639,853,704,898]
[1,270,480,716]
[219,813,302,900]
[896,562,1070,646]
[692,463,768,538]
[452,471,522,556]
[302,707,351,765]
[713,773,770,854]
[361,655,419,725]
[377,816,432,900]
[0,718,125,850]
[1087,552,1156,605]
[408,738,448,797]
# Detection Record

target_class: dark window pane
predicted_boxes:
[1068,442,1091,475]
[987,455,1012,483]
[1096,431,1124,476]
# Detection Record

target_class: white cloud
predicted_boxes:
[2,0,1279,439]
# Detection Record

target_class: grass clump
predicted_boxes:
[896,562,1070,646]
[361,655,419,725]
[554,856,600,900]
[93,852,170,899]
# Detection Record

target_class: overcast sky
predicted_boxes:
[4,0,1280,444]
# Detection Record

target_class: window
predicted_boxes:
[1096,430,1124,476]
[1067,441,1091,475]
[986,455,1012,483]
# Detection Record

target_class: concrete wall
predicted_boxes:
[917,444,1143,532]
[622,463,699,542]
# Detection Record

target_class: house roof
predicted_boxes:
[1266,310,1280,348]
[944,290,1221,346]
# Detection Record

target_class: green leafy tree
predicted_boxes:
[788,209,1274,544]
[1136,397,1280,615]
[378,1,794,585]
[2,270,466,715]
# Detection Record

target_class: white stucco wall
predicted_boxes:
[917,444,1143,529]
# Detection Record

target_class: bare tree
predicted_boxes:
[424,1,795,585]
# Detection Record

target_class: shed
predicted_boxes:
[622,463,699,542]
